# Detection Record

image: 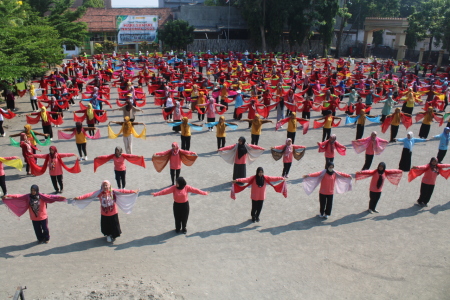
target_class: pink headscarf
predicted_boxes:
[284,138,293,157]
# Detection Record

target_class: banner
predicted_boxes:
[116,15,158,45]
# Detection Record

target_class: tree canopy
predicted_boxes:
[158,20,195,50]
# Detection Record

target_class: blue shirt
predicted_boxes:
[396,137,427,151]
[434,133,450,150]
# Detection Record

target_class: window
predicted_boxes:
[65,45,76,51]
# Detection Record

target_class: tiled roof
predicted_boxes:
[365,17,407,20]
[76,8,172,32]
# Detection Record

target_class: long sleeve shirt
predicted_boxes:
[273,145,305,163]
[5,194,65,221]
[369,172,385,192]
[236,175,284,200]
[396,137,426,151]
[308,171,336,195]
[33,153,75,176]
[153,185,207,203]
[155,149,195,170]
[76,189,134,216]
[434,133,450,150]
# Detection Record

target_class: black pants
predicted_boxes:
[369,191,381,210]
[282,162,292,177]
[50,175,63,192]
[217,137,225,149]
[233,163,246,180]
[362,154,374,170]
[233,108,242,120]
[100,214,121,238]
[76,143,87,157]
[0,121,3,135]
[115,170,126,188]
[380,114,386,122]
[181,135,191,150]
[356,124,364,140]
[322,128,331,142]
[198,108,205,121]
[302,111,310,119]
[43,125,53,139]
[390,125,399,141]
[32,218,49,242]
[419,123,430,139]
[251,200,264,219]
[417,183,435,205]
[220,99,229,111]
[319,193,333,216]
[170,168,181,185]
[251,134,260,145]
[437,149,447,163]
[287,131,296,144]
[31,99,38,110]
[6,98,14,110]
[173,201,189,231]
[0,175,6,195]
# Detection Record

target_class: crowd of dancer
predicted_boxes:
[1,50,450,244]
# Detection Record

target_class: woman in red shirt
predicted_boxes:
[303,162,352,219]
[409,157,450,207]
[271,138,306,178]
[20,133,40,175]
[152,177,208,234]
[232,167,285,222]
[73,180,139,242]
[2,184,66,243]
[317,134,346,167]
[355,162,403,213]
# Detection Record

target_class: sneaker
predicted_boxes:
[373,209,379,213]
[368,209,374,214]
[106,236,112,242]
[182,228,187,234]
[285,175,289,178]
[50,138,53,141]
[415,201,423,207]
[256,218,260,222]
[43,240,49,244]
[423,203,428,207]
[84,156,88,160]
[318,214,324,218]
[324,215,329,219]
[80,157,84,161]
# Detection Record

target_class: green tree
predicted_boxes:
[83,0,104,7]
[335,3,352,58]
[317,0,339,57]
[406,0,447,61]
[285,0,320,49]
[158,20,194,50]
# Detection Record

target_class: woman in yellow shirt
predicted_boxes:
[205,116,238,149]
[315,110,342,142]
[59,122,97,160]
[417,106,443,139]
[242,114,273,145]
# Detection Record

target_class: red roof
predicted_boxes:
[76,8,172,32]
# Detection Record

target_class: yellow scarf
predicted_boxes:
[86,104,94,121]
[108,120,146,140]
[0,157,23,171]
[40,107,48,123]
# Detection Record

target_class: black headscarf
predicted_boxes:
[429,157,439,173]
[75,122,82,134]
[255,167,265,187]
[377,162,386,189]
[176,177,187,190]
[237,137,248,159]
[325,161,335,175]
[29,184,40,217]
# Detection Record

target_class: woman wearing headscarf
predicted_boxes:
[232,167,286,222]
[10,124,50,148]
[31,146,80,193]
[72,180,139,242]
[275,112,309,144]
[0,156,23,195]
[94,147,145,189]
[409,157,450,207]
[345,109,380,140]
[381,107,413,142]
[59,122,99,160]
[152,142,198,185]
[20,133,40,175]
[167,117,203,150]
[26,106,63,140]
[205,116,238,149]
[314,110,342,142]
[152,177,208,234]
[113,99,143,122]
[197,97,226,131]
[218,137,265,180]
[317,134,346,166]
[433,127,450,163]
[74,103,107,136]
[2,184,66,243]
[415,106,444,139]
[303,162,352,219]
[108,117,146,154]
[242,114,273,145]
[271,138,306,178]
[356,162,403,213]
[396,132,428,172]
[379,95,397,122]
[352,131,389,170]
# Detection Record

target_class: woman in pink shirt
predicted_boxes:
[355,162,403,213]
[232,167,285,222]
[271,138,306,178]
[317,134,346,167]
[351,131,389,170]
[2,184,66,243]
[153,142,198,185]
[218,136,265,180]
[152,177,208,234]
[20,133,40,175]
[73,180,139,242]
[197,97,226,131]
[93,146,145,188]
[409,157,450,207]
[32,146,79,193]
[303,162,352,219]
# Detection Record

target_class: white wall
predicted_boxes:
[63,45,80,58]
[111,0,159,8]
